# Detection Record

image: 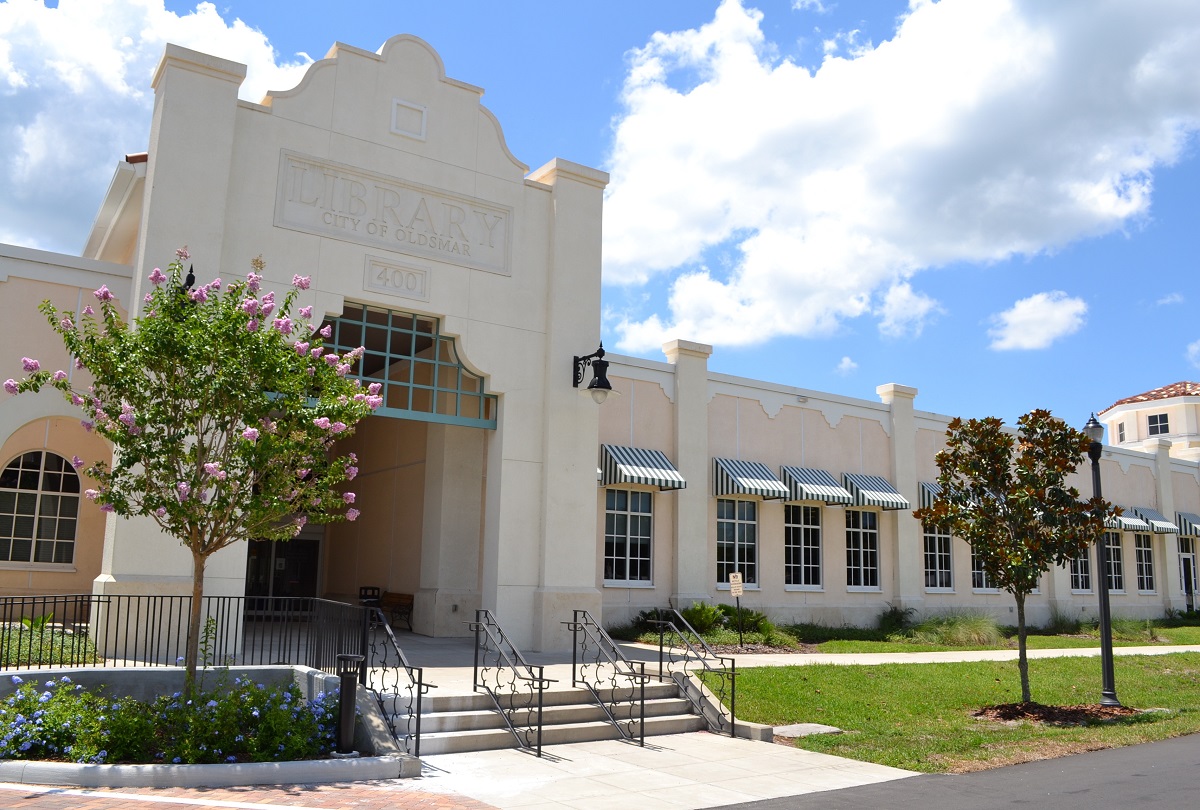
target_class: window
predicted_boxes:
[971,549,996,590]
[785,504,821,588]
[1134,533,1155,592]
[1117,422,1126,443]
[1070,548,1092,592]
[0,451,80,565]
[922,523,952,590]
[1148,413,1169,436]
[1103,532,1124,592]
[845,509,879,589]
[717,499,757,585]
[604,489,652,584]
[1180,537,1197,599]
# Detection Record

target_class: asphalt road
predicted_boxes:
[718,733,1200,809]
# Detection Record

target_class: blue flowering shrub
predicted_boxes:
[0,674,339,764]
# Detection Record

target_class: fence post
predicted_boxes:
[335,653,364,756]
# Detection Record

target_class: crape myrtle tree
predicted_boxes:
[4,250,383,691]
[913,410,1111,704]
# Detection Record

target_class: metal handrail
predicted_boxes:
[364,606,435,756]
[564,609,647,746]
[467,609,555,757]
[651,608,737,736]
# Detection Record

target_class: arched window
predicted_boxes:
[0,451,80,565]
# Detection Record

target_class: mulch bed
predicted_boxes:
[707,643,819,654]
[973,702,1139,725]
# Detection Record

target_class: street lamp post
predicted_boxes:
[1083,414,1121,707]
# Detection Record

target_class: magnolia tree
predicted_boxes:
[5,250,382,689]
[913,410,1111,704]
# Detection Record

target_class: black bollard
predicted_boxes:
[335,653,364,755]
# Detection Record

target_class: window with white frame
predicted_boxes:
[784,504,821,588]
[717,498,757,585]
[922,523,952,590]
[1148,413,1169,436]
[1117,422,1126,443]
[0,451,81,565]
[1103,532,1125,591]
[845,509,879,589]
[971,549,997,590]
[604,489,652,584]
[1134,533,1155,592]
[1179,536,1197,598]
[1070,548,1092,591]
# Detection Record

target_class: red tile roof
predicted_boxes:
[1100,381,1200,415]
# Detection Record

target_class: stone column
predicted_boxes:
[1143,438,1184,612]
[876,384,923,614]
[664,340,713,608]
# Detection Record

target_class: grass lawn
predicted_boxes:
[730,653,1200,773]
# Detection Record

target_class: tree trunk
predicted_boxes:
[1015,591,1031,704]
[184,548,207,699]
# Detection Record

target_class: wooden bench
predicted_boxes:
[380,592,414,631]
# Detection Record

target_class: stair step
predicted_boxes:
[424,681,680,713]
[418,714,707,756]
[420,696,696,733]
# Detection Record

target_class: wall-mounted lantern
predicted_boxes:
[573,343,616,404]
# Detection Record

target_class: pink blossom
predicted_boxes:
[336,364,350,377]
[52,370,67,382]
[295,515,308,529]
[21,357,40,372]
[320,325,332,338]
[60,317,74,330]
[292,275,311,290]
[324,354,339,366]
[189,288,208,303]
[299,306,313,319]
[99,504,115,513]
[176,245,190,261]
[346,466,358,481]
[176,482,191,501]
[366,396,383,410]
[348,453,357,463]
[93,285,113,302]
[81,420,94,432]
[118,404,136,429]
[346,508,360,522]
[155,507,167,518]
[209,278,222,290]
[70,394,84,406]
[75,358,85,370]
[247,271,262,293]
[343,491,356,504]
[368,382,382,395]
[84,489,99,501]
[310,347,324,359]
[148,267,167,286]
[203,462,226,480]
[144,293,153,304]
[246,319,259,332]
[260,418,276,434]
[3,379,17,395]
[294,341,310,356]
[82,305,94,316]
[241,298,259,316]
[297,468,310,479]
[353,393,365,402]
[313,417,331,430]
[242,427,259,442]
[71,455,84,470]
[272,317,293,335]
[260,291,276,318]
[306,367,315,376]
[330,421,347,434]
[347,346,365,359]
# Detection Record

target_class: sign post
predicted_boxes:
[728,572,745,647]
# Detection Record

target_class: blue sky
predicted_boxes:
[2,0,1198,433]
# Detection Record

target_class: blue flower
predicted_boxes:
[206,700,218,708]
[59,676,71,684]
[251,709,259,718]
[10,675,22,685]
[19,741,32,751]
[38,692,51,703]
[226,755,237,762]
[173,756,181,763]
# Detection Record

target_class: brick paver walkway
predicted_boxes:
[0,781,496,810]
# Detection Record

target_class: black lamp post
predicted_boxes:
[1083,413,1121,707]
[573,343,615,404]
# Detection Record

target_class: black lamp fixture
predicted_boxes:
[1083,413,1121,707]
[573,343,615,404]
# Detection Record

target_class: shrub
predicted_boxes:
[905,612,1002,646]
[680,601,726,634]
[0,627,100,667]
[877,603,915,635]
[717,603,775,635]
[1041,605,1084,635]
[0,673,339,764]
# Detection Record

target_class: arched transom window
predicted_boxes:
[0,451,80,565]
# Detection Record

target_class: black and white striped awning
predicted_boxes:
[600,445,686,490]
[919,481,942,510]
[843,473,910,510]
[780,466,853,505]
[1128,506,1179,534]
[713,458,789,499]
[1177,512,1200,537]
[1105,508,1151,532]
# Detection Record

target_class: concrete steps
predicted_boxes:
[417,680,707,755]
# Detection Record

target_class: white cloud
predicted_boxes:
[792,0,830,12]
[1157,292,1184,305]
[988,291,1087,351]
[605,0,1200,352]
[1188,339,1200,369]
[0,0,312,253]
[876,281,941,338]
[836,356,857,375]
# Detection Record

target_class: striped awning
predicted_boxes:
[1177,512,1200,537]
[1128,506,1179,534]
[780,466,853,505]
[843,473,910,510]
[600,445,686,490]
[1105,508,1151,532]
[713,458,789,499]
[919,481,942,510]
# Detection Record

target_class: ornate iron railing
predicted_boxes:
[565,609,646,746]
[467,609,554,757]
[364,606,433,756]
[651,608,736,736]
